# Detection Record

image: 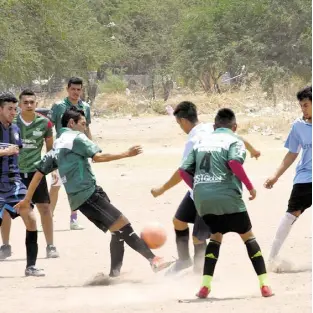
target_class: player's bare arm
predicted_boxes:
[92,145,142,163]
[45,136,53,152]
[85,126,92,140]
[264,151,299,189]
[151,169,182,198]
[239,136,261,159]
[0,145,19,156]
[14,171,45,213]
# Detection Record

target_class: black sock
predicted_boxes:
[245,238,266,275]
[203,240,221,276]
[119,224,155,260]
[26,230,38,268]
[175,228,190,261]
[109,232,125,275]
[193,242,207,272]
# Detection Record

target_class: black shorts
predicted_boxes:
[20,172,50,204]
[202,211,252,235]
[287,183,312,213]
[77,186,122,233]
[175,192,211,241]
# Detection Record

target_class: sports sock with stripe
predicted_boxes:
[202,240,221,289]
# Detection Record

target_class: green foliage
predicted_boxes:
[0,0,311,98]
[98,70,127,93]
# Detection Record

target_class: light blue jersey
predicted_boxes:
[285,118,312,184]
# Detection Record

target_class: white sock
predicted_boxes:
[269,212,297,261]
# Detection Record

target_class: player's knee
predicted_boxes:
[173,217,188,230]
[21,210,37,231]
[37,204,52,217]
[210,233,223,243]
[192,236,205,245]
[291,210,302,217]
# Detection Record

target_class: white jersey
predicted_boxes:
[181,123,214,199]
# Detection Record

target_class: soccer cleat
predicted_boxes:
[70,220,84,230]
[150,256,175,273]
[46,245,60,258]
[196,286,210,299]
[261,286,274,297]
[0,244,12,259]
[25,266,45,277]
[165,258,193,276]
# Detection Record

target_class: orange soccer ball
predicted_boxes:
[140,222,167,249]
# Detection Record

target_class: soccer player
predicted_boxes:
[0,92,44,276]
[49,77,92,230]
[264,86,312,269]
[0,90,59,259]
[15,107,173,277]
[179,108,272,298]
[151,101,261,274]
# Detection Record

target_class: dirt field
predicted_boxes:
[0,114,311,313]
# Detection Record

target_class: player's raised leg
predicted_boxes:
[78,186,173,276]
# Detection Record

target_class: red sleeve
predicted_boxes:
[228,160,254,191]
[178,168,194,188]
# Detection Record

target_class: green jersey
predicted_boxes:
[49,97,91,137]
[181,128,247,216]
[35,127,101,210]
[15,113,53,173]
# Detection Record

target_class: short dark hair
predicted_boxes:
[214,108,236,129]
[19,89,36,101]
[297,86,312,101]
[61,106,85,127]
[173,101,198,123]
[68,77,83,88]
[0,92,18,108]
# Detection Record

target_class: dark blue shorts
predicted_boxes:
[0,181,29,222]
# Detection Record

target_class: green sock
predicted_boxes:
[258,273,269,287]
[202,275,213,289]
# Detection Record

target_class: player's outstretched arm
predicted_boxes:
[0,145,19,157]
[228,160,256,200]
[151,169,182,198]
[92,145,142,163]
[264,151,298,189]
[14,171,44,212]
[239,136,261,159]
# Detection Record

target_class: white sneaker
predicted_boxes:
[70,220,84,230]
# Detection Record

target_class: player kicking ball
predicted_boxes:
[179,108,273,298]
[14,107,173,277]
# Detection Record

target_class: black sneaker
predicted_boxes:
[46,245,60,258]
[0,244,12,259]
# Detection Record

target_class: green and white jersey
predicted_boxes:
[35,127,101,210]
[49,97,91,138]
[15,113,53,173]
[181,128,247,216]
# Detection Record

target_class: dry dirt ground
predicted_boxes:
[0,114,311,313]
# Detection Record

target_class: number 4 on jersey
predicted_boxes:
[199,152,211,172]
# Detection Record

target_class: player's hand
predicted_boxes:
[151,186,165,198]
[127,145,143,157]
[14,199,31,214]
[51,171,59,186]
[249,189,257,200]
[3,145,19,156]
[264,176,278,189]
[250,149,261,159]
